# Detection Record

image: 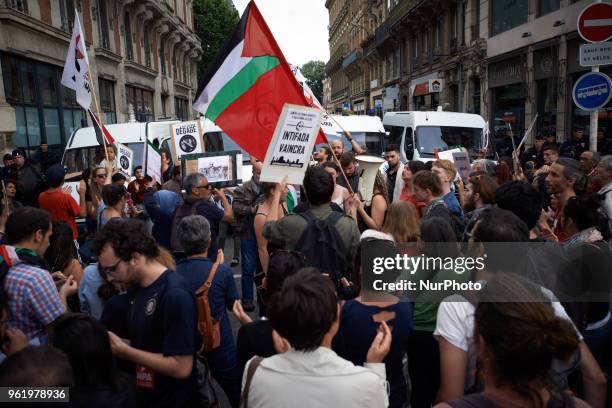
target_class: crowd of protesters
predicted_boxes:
[0,130,610,408]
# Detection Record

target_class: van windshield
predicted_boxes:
[63,142,145,175]
[324,131,385,155]
[415,126,482,157]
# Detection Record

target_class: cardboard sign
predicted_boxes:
[260,104,323,185]
[145,140,162,183]
[117,143,134,176]
[180,150,241,189]
[452,151,471,181]
[170,120,204,161]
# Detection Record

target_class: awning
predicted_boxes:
[413,83,430,97]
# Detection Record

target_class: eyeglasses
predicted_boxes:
[196,184,211,190]
[100,260,121,276]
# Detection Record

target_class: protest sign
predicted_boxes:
[452,151,471,181]
[260,104,323,185]
[117,143,134,176]
[180,150,241,188]
[170,120,204,161]
[145,140,162,182]
[436,147,462,162]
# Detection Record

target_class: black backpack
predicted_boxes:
[294,210,351,284]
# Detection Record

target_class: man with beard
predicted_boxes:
[97,219,199,407]
[461,174,498,241]
[545,157,582,242]
[383,144,404,203]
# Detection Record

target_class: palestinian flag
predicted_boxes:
[88,109,115,145]
[193,1,326,161]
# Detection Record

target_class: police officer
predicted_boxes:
[521,133,545,169]
[560,125,589,159]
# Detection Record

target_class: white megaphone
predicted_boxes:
[355,155,386,206]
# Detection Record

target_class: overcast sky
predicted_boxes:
[232,0,330,67]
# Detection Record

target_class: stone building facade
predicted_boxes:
[0,0,202,155]
[327,0,596,143]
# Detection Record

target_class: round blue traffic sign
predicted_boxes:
[572,72,612,111]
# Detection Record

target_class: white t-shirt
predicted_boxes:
[434,284,582,391]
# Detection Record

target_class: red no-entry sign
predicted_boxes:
[578,2,612,43]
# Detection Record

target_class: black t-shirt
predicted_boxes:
[236,319,275,375]
[101,271,200,408]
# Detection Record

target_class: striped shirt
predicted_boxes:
[5,262,65,343]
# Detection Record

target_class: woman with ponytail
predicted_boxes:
[437,274,589,408]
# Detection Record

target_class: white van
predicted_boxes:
[383,110,486,162]
[320,114,386,154]
[62,119,252,181]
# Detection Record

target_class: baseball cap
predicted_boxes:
[12,148,26,158]
[45,164,66,185]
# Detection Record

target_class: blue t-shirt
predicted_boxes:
[101,271,199,408]
[175,257,240,371]
[335,300,413,408]
[442,191,464,219]
[193,200,224,262]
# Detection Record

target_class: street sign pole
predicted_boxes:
[592,0,601,152]
[591,65,599,152]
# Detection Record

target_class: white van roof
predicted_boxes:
[330,115,385,134]
[383,111,485,129]
[66,122,146,149]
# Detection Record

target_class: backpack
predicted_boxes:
[196,259,221,354]
[294,210,350,284]
[428,199,466,241]
[170,201,202,253]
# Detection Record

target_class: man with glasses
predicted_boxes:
[96,219,200,407]
[170,172,234,262]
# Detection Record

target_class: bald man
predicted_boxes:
[329,135,365,159]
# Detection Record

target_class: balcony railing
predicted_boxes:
[387,0,419,29]
[2,0,28,13]
[342,49,362,70]
[364,21,390,56]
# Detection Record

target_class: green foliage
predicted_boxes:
[193,0,240,77]
[300,60,325,103]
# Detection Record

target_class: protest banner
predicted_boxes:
[145,140,162,182]
[260,104,323,185]
[170,120,205,161]
[452,151,471,181]
[436,147,462,162]
[117,143,134,176]
[180,150,241,189]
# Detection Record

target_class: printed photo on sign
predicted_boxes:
[170,120,204,161]
[180,151,241,189]
[260,104,323,185]
[197,156,231,183]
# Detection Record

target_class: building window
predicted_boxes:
[6,0,28,13]
[434,18,441,53]
[413,35,419,65]
[126,85,154,122]
[536,78,557,136]
[124,12,133,61]
[393,50,399,78]
[59,0,75,32]
[538,0,560,17]
[450,5,458,50]
[143,27,151,68]
[471,77,481,115]
[99,79,116,124]
[1,53,84,152]
[160,40,166,75]
[491,0,528,36]
[97,0,110,49]
[422,31,429,64]
[473,0,480,38]
[175,97,188,120]
[161,95,168,117]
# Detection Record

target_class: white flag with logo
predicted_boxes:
[61,10,92,110]
[289,64,342,138]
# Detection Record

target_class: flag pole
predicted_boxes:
[89,76,110,163]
